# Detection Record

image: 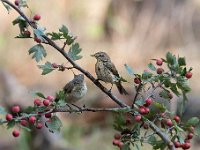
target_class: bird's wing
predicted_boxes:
[63,80,74,94]
[105,61,120,78]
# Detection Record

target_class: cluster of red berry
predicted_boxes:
[14,0,42,43]
[5,96,54,138]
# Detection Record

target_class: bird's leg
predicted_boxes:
[71,103,83,113]
[108,84,114,93]
[66,103,73,113]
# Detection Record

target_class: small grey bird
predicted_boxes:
[63,74,87,103]
[91,52,128,95]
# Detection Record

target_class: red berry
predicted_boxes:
[174,141,181,148]
[188,126,194,133]
[157,68,163,74]
[114,133,121,140]
[43,99,50,106]
[12,129,20,137]
[36,122,43,129]
[45,113,52,118]
[20,119,28,126]
[112,139,120,146]
[125,118,131,125]
[144,107,150,114]
[47,95,54,101]
[24,30,31,37]
[166,119,173,127]
[139,106,146,114]
[29,116,36,123]
[134,77,141,84]
[185,72,192,79]
[33,14,41,21]
[187,133,193,140]
[144,98,152,107]
[34,99,42,106]
[14,0,19,6]
[118,142,124,148]
[12,105,20,113]
[34,37,41,43]
[181,142,190,149]
[6,113,13,121]
[168,93,173,99]
[160,113,165,117]
[174,116,180,123]
[156,59,163,66]
[134,115,142,122]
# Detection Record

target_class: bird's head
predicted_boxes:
[74,74,84,84]
[91,52,110,61]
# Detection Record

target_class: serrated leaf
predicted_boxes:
[153,101,166,112]
[7,120,15,129]
[166,52,176,65]
[59,25,68,35]
[19,125,31,132]
[38,61,54,75]
[148,63,156,71]
[124,64,134,76]
[34,92,46,99]
[68,43,82,61]
[46,115,62,132]
[177,77,191,93]
[187,117,199,126]
[178,57,186,66]
[33,28,46,42]
[47,32,63,40]
[57,99,66,107]
[2,2,11,13]
[113,113,126,131]
[29,44,47,62]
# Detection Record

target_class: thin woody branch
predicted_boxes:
[1,0,127,108]
[0,1,176,149]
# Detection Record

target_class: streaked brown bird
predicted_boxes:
[91,52,128,95]
[63,74,87,103]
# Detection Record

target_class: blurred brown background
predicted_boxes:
[0,0,200,150]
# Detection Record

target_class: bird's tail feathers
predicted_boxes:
[116,81,129,95]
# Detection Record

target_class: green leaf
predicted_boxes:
[46,115,62,132]
[177,76,191,93]
[124,64,134,76]
[57,99,66,107]
[0,119,5,125]
[34,92,46,99]
[113,113,126,131]
[38,61,54,75]
[12,16,28,34]
[178,57,186,66]
[2,2,11,13]
[148,63,156,71]
[142,71,153,80]
[7,120,15,129]
[170,83,180,96]
[33,28,46,42]
[121,143,131,150]
[59,25,68,35]
[135,98,146,106]
[37,106,47,112]
[0,106,6,115]
[68,43,82,61]
[159,89,171,99]
[55,90,65,103]
[19,125,31,132]
[29,44,47,62]
[23,106,35,113]
[187,117,200,126]
[166,52,176,65]
[47,32,63,40]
